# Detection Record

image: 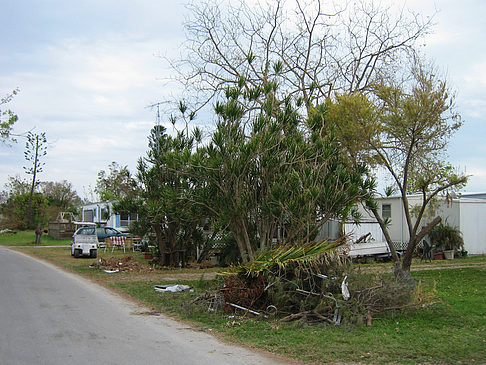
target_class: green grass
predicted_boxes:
[0,230,71,246]
[8,244,486,364]
[353,255,486,273]
[109,266,486,364]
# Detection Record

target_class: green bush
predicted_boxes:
[1,192,48,230]
[429,222,464,251]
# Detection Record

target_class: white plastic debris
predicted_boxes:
[103,269,119,274]
[154,284,193,293]
[341,275,350,301]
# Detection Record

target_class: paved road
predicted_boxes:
[0,247,287,365]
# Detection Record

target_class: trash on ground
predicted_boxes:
[103,269,119,273]
[154,284,193,293]
[0,229,16,235]
[341,275,350,301]
[227,302,266,317]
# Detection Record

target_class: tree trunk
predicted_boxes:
[154,224,165,254]
[393,261,413,282]
[369,206,400,262]
[400,216,442,274]
[34,225,43,245]
[231,218,254,263]
[259,217,274,251]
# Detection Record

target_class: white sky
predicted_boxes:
[1,0,485,199]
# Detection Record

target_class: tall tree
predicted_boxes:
[120,125,202,266]
[0,88,19,144]
[328,63,467,279]
[23,131,47,228]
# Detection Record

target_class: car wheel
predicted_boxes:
[90,249,97,258]
[74,249,80,258]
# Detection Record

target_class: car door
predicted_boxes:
[96,227,107,242]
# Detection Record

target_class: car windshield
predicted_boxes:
[78,227,95,235]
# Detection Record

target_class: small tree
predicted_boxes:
[428,223,464,252]
[329,63,466,279]
[4,175,30,197]
[23,132,47,230]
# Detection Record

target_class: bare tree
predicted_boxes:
[170,0,431,114]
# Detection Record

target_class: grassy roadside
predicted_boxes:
[0,230,71,246]
[110,266,486,364]
[8,243,486,364]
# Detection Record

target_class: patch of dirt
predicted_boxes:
[410,262,486,271]
[358,261,486,274]
[89,255,221,281]
[90,256,157,273]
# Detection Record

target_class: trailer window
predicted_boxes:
[382,204,391,219]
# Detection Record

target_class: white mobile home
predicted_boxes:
[81,201,137,232]
[354,194,486,255]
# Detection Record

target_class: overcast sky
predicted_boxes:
[1,0,485,200]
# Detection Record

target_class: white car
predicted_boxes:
[71,226,98,258]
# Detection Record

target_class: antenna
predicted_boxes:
[146,101,171,127]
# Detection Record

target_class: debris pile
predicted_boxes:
[221,274,267,312]
[90,256,157,273]
[190,240,429,326]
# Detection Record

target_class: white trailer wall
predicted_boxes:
[344,222,385,243]
[459,200,486,255]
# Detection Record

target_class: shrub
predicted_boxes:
[428,222,464,251]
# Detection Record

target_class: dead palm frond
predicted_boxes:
[232,237,347,276]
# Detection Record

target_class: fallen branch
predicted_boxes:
[355,232,371,244]
[227,302,266,317]
[281,310,334,324]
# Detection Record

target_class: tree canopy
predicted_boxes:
[95,162,135,202]
[182,77,373,262]
[172,0,431,114]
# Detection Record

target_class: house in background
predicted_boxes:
[352,193,486,255]
[80,201,137,232]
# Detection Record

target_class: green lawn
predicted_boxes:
[112,267,486,364]
[7,244,486,364]
[0,230,71,246]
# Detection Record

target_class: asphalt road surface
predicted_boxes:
[0,247,288,365]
